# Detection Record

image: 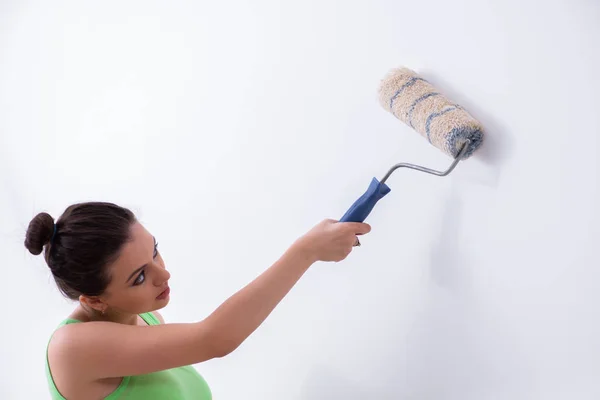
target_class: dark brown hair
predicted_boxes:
[24,202,136,300]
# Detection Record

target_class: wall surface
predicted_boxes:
[2,0,600,398]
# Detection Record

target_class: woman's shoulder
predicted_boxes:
[47,309,168,368]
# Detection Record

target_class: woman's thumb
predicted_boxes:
[341,222,371,235]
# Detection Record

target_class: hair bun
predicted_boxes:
[24,212,55,255]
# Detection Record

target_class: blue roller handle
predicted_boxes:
[339,177,391,222]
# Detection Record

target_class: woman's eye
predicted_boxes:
[154,242,159,258]
[134,271,145,286]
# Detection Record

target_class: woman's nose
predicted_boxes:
[152,263,170,285]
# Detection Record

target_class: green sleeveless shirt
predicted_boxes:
[45,312,212,399]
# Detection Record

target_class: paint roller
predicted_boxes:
[339,66,484,223]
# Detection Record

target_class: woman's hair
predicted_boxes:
[24,202,136,300]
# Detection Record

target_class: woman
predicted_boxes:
[25,201,370,399]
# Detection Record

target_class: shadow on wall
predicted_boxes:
[428,183,471,291]
[411,186,486,398]
[400,184,531,399]
[417,67,516,188]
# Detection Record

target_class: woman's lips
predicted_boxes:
[156,286,170,300]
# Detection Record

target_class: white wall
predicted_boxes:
[2,0,599,398]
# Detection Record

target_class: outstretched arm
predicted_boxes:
[49,219,371,381]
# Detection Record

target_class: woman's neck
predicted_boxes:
[70,304,141,326]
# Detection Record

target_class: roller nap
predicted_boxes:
[337,66,485,224]
[378,67,483,159]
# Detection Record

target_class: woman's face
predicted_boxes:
[95,222,171,315]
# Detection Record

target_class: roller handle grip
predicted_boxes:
[339,177,391,223]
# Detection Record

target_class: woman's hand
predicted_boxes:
[294,219,372,263]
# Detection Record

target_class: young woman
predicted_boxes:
[25,201,370,399]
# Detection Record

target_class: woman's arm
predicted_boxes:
[48,219,371,380]
[199,236,316,355]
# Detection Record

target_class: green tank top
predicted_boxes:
[45,312,212,399]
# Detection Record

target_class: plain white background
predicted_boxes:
[1,0,599,398]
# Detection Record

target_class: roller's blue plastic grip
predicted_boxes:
[339,177,391,223]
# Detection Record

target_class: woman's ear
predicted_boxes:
[79,294,107,314]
